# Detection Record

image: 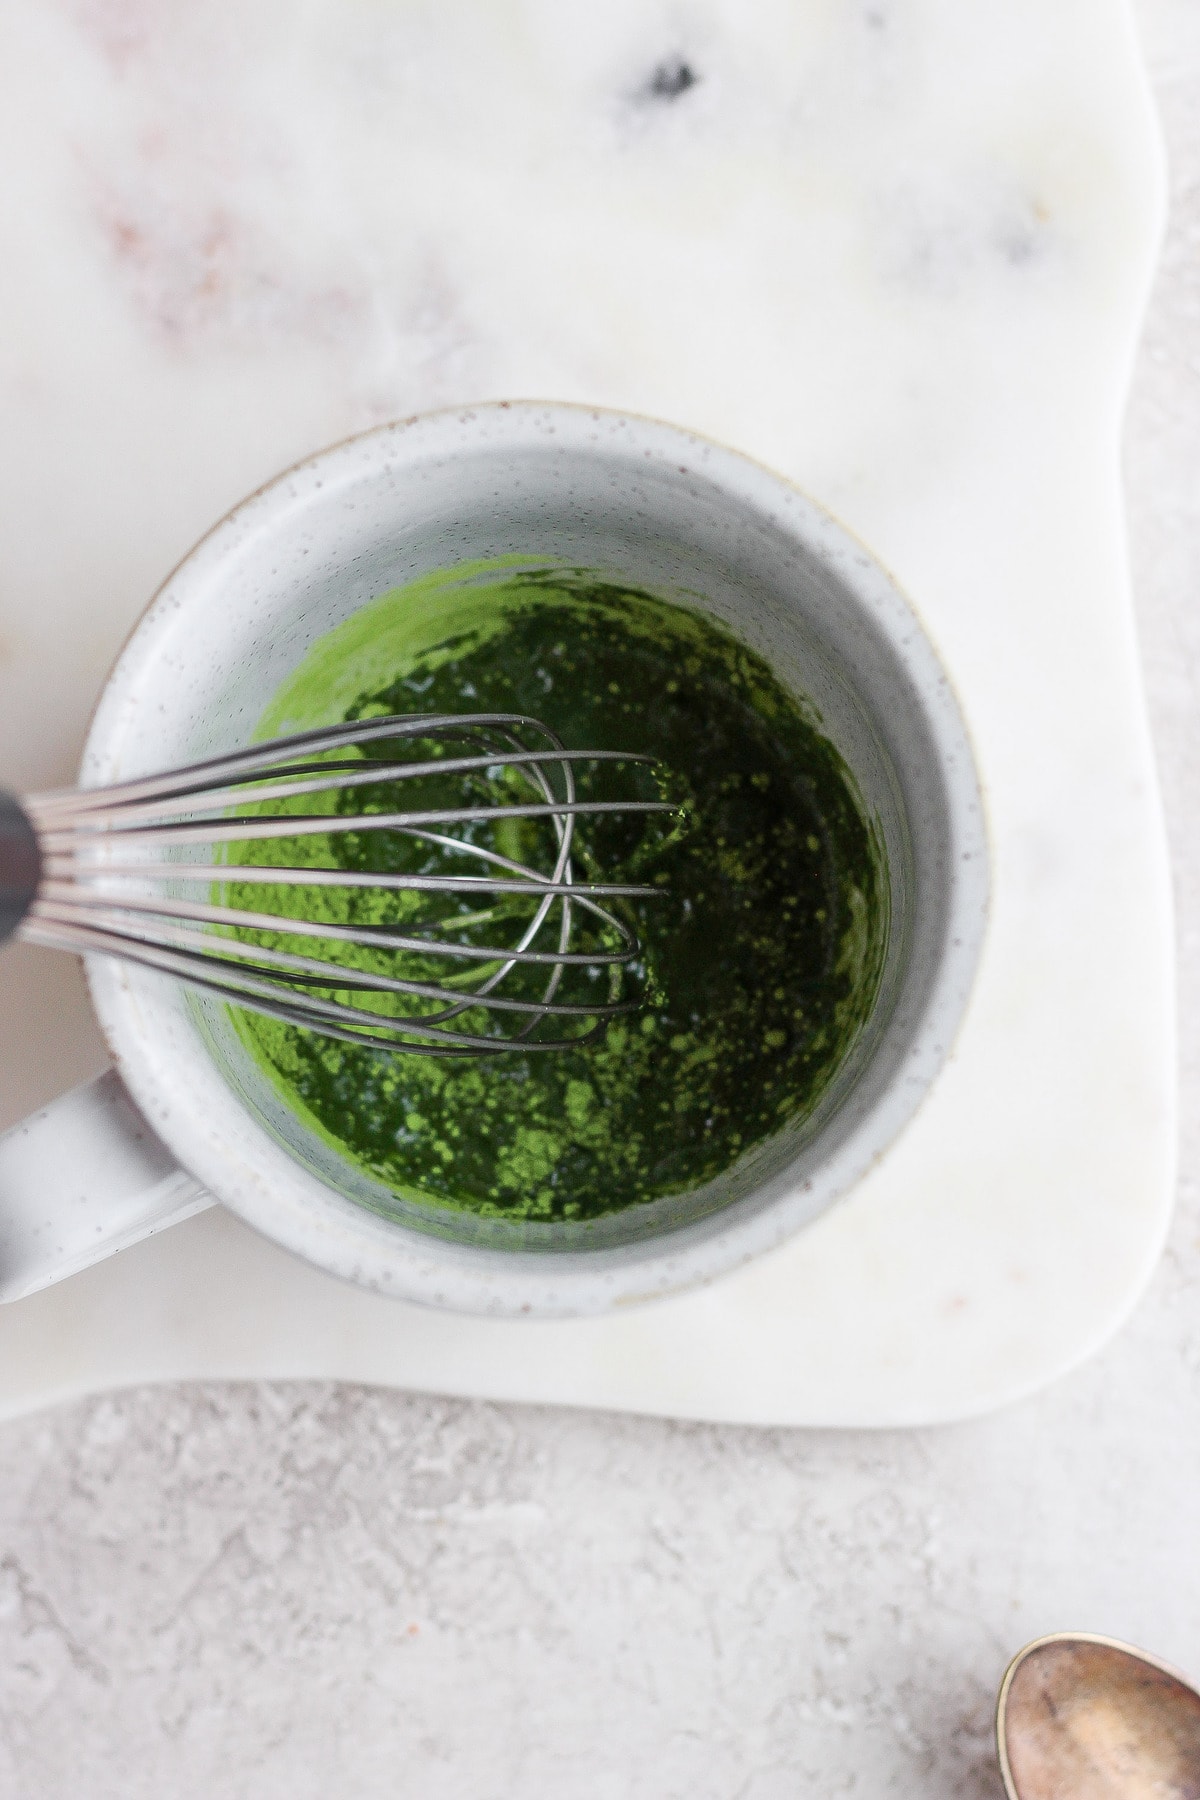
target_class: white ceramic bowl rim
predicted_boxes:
[83,401,989,1317]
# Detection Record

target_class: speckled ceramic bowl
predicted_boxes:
[81,402,988,1315]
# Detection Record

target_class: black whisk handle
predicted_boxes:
[0,792,40,944]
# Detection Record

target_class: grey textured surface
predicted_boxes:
[2,2,1199,1794]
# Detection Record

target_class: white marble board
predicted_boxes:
[0,0,1173,1425]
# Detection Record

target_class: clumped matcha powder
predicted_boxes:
[227,568,888,1223]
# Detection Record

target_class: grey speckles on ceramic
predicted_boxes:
[68,402,988,1316]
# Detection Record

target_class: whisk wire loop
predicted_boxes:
[14,713,673,1055]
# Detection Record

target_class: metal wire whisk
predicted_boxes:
[0,713,673,1056]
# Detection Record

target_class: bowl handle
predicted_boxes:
[0,1070,213,1301]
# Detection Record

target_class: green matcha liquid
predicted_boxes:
[227,566,888,1223]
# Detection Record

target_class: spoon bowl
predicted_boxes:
[997,1632,1200,1800]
